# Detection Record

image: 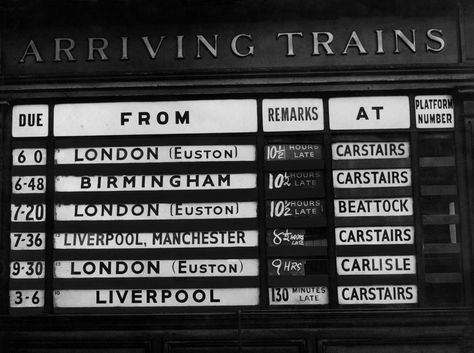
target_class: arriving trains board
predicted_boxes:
[8,94,461,313]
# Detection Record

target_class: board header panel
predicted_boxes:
[5,16,458,78]
[415,95,454,128]
[54,100,257,136]
[262,98,324,132]
[329,96,410,130]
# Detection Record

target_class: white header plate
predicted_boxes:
[54,100,257,136]
[54,288,259,307]
[329,96,410,130]
[54,231,258,249]
[12,105,49,137]
[338,285,417,304]
[415,95,454,128]
[262,98,324,132]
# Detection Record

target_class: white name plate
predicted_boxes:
[12,176,47,194]
[55,202,257,221]
[335,226,415,245]
[12,148,47,166]
[262,98,324,132]
[54,100,257,136]
[329,96,410,130]
[269,286,328,305]
[336,256,416,275]
[11,204,46,222]
[54,288,259,307]
[11,232,46,250]
[54,231,258,249]
[334,198,413,217]
[12,105,49,137]
[10,290,44,308]
[55,145,256,164]
[415,95,454,128]
[54,259,258,278]
[10,261,45,279]
[332,142,410,160]
[333,169,411,188]
[338,285,417,304]
[56,173,256,192]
